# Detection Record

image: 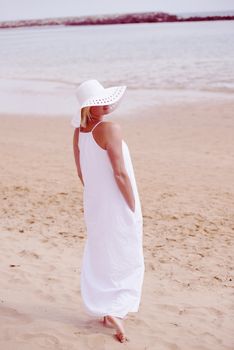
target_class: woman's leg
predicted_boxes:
[104,315,129,343]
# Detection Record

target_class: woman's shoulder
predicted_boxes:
[101,120,121,130]
[99,121,123,145]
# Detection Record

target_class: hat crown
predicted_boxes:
[76,79,104,106]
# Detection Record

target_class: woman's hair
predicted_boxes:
[80,106,92,128]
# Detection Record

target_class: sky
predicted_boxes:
[1,0,234,21]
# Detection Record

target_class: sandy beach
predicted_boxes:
[0,100,233,349]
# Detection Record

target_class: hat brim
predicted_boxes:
[71,85,127,128]
[81,85,127,108]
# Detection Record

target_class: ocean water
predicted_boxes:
[0,20,233,116]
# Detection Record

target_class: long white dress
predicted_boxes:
[78,120,145,319]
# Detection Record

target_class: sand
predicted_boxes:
[0,100,233,350]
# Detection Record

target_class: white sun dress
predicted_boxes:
[78,120,145,319]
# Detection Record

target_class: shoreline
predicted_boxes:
[0,79,234,117]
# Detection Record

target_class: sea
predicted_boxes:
[0,20,233,116]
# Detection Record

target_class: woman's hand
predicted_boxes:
[129,198,135,213]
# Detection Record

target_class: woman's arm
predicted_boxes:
[73,128,84,186]
[105,123,135,212]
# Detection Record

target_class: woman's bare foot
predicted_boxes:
[103,316,112,327]
[105,315,129,343]
[103,315,119,327]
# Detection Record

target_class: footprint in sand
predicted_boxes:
[21,333,61,348]
[0,305,32,324]
[156,304,182,314]
[148,262,156,271]
[34,290,55,302]
[19,250,40,259]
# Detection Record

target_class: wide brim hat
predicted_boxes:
[71,79,127,127]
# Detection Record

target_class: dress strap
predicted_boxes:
[91,120,104,132]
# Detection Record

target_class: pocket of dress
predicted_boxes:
[129,206,136,214]
[126,204,137,224]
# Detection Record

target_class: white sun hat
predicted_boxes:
[71,79,127,127]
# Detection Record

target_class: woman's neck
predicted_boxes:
[90,115,104,122]
[80,118,103,130]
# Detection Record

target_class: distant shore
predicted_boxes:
[0,11,234,29]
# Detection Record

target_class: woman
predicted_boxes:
[72,79,145,343]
